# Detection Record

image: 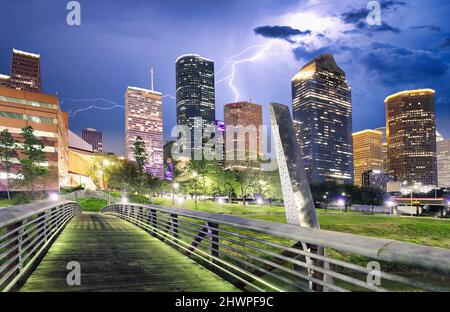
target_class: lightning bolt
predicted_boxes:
[215,43,273,102]
[61,98,125,117]
[62,94,175,117]
[162,94,175,100]
[228,43,273,102]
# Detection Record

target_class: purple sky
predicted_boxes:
[1,0,449,155]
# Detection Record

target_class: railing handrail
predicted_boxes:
[103,203,450,274]
[0,200,76,228]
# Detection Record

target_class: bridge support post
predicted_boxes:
[170,214,178,249]
[207,222,219,258]
[138,207,144,225]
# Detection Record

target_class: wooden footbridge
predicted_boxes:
[1,192,450,292]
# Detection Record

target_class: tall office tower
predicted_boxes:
[292,54,353,184]
[437,136,450,188]
[352,130,383,187]
[125,86,164,179]
[224,102,263,170]
[385,89,437,186]
[0,87,68,191]
[81,128,103,152]
[9,49,42,93]
[176,54,215,153]
[375,127,388,172]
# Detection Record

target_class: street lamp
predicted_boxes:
[192,171,198,210]
[50,193,59,201]
[337,198,345,213]
[172,182,179,205]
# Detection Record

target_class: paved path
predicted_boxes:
[21,213,238,292]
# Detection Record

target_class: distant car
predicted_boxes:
[422,205,448,218]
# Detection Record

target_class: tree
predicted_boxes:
[132,137,149,193]
[107,158,137,192]
[233,166,258,206]
[133,137,148,176]
[361,186,385,214]
[19,126,48,194]
[0,129,16,200]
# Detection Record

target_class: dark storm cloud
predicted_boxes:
[254,25,311,43]
[410,25,441,32]
[439,37,450,48]
[340,0,406,34]
[292,43,354,61]
[361,43,448,85]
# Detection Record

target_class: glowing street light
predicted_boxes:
[50,193,59,201]
[337,198,345,212]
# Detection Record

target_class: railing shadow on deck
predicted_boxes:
[0,201,82,291]
[102,203,450,293]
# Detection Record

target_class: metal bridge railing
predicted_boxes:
[103,203,450,292]
[0,201,82,291]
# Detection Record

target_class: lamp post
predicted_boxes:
[192,171,198,210]
[172,182,179,205]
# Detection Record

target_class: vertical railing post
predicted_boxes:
[150,210,157,229]
[170,214,178,249]
[37,211,47,243]
[138,207,144,225]
[207,222,219,258]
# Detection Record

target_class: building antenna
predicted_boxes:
[150,53,154,91]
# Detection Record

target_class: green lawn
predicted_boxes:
[76,197,108,212]
[0,199,13,209]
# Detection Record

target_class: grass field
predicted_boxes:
[0,199,13,208]
[76,197,108,212]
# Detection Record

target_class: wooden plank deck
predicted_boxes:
[20,213,239,292]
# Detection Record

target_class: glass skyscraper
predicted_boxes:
[385,89,437,186]
[176,54,215,152]
[291,54,353,184]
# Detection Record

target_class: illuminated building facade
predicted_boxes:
[385,89,437,186]
[0,49,41,93]
[352,129,383,187]
[68,130,97,190]
[82,128,103,152]
[437,136,450,188]
[375,127,388,172]
[224,102,262,170]
[125,86,164,179]
[292,54,353,184]
[0,87,68,191]
[176,54,215,152]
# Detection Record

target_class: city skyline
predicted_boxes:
[1,1,449,155]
